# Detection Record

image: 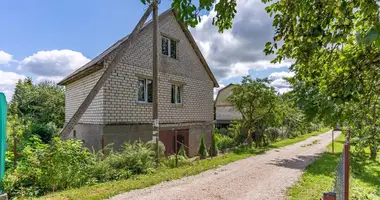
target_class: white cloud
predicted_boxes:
[191,0,291,81]
[19,49,90,77]
[268,71,294,94]
[0,51,14,65]
[36,76,65,83]
[268,71,295,81]
[0,70,26,101]
[214,83,226,100]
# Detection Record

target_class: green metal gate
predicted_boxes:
[0,93,7,186]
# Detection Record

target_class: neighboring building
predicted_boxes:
[58,9,219,157]
[214,84,242,129]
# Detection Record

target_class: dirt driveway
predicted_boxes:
[110,130,339,200]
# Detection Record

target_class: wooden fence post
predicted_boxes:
[344,142,350,200]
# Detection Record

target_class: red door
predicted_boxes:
[159,129,189,155]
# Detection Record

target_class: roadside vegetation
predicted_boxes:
[1,77,327,199]
[38,128,330,200]
[288,134,380,200]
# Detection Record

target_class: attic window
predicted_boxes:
[162,37,177,59]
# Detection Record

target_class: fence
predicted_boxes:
[324,129,350,200]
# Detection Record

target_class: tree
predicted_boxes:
[10,78,64,142]
[228,76,280,148]
[262,0,380,159]
[209,132,218,157]
[198,134,208,159]
[141,0,237,32]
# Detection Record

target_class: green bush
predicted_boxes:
[265,128,280,142]
[178,145,187,158]
[1,137,95,197]
[90,159,132,182]
[209,133,218,157]
[146,140,166,162]
[215,133,234,153]
[109,141,154,174]
[198,134,208,159]
[165,155,190,168]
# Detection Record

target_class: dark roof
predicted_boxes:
[58,9,219,87]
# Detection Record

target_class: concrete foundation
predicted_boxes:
[68,122,212,157]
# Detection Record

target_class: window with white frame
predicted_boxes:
[138,78,153,103]
[171,84,182,104]
[162,37,177,59]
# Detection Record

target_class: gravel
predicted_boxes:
[110,130,340,200]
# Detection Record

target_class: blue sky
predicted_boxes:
[0,0,292,101]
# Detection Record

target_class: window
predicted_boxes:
[171,84,182,104]
[162,37,177,59]
[138,78,153,103]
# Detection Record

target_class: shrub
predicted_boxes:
[209,132,218,157]
[178,145,187,158]
[165,155,190,168]
[265,128,280,142]
[146,140,166,161]
[198,134,208,159]
[110,141,155,174]
[90,158,132,182]
[215,133,234,153]
[1,137,95,197]
[30,122,59,143]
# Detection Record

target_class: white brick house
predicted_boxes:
[58,9,219,157]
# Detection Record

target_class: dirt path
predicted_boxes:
[110,130,340,200]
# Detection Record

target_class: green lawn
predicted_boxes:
[288,134,380,200]
[38,128,331,200]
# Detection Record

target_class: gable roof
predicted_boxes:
[214,83,238,106]
[58,9,219,87]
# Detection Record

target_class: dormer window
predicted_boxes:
[162,37,177,59]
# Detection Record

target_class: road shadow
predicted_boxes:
[267,154,323,170]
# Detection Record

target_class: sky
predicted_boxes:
[0,0,293,101]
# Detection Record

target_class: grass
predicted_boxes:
[38,128,331,200]
[270,127,330,148]
[288,134,380,200]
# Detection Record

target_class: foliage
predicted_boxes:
[262,0,380,159]
[214,132,234,153]
[140,0,236,32]
[288,135,379,199]
[227,119,246,146]
[145,140,166,162]
[264,127,280,143]
[209,132,218,157]
[198,134,208,159]
[1,137,95,197]
[228,77,281,148]
[178,145,187,158]
[37,128,327,200]
[10,78,65,128]
[108,141,155,174]
[165,155,190,168]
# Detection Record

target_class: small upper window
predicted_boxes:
[138,78,153,103]
[171,84,182,104]
[162,37,177,59]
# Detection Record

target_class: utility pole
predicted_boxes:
[152,0,160,168]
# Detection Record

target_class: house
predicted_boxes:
[214,84,242,129]
[57,9,219,157]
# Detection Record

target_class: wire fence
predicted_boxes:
[328,129,350,200]
[333,147,345,200]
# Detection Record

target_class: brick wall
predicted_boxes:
[65,69,104,124]
[102,12,214,124]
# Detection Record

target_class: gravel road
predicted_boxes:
[110,130,339,200]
